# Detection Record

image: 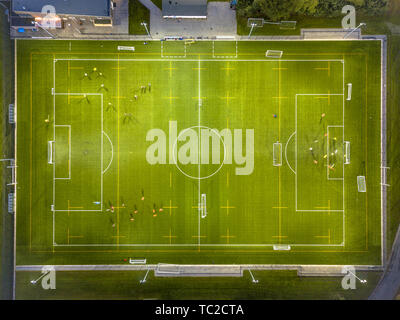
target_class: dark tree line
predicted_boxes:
[237,0,388,21]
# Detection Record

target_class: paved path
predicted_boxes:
[369,225,400,300]
[139,1,236,38]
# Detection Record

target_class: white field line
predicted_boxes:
[50,59,347,248]
[198,59,201,247]
[52,90,104,214]
[102,131,114,174]
[53,243,345,247]
[53,59,56,247]
[55,58,344,63]
[295,94,345,213]
[284,131,296,174]
[342,59,346,247]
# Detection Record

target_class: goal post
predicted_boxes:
[129,258,147,264]
[48,141,55,164]
[280,21,297,30]
[200,193,207,218]
[347,83,352,101]
[357,176,366,192]
[344,141,350,164]
[266,50,283,58]
[381,166,390,187]
[273,142,282,166]
[273,244,291,251]
[247,18,264,27]
[117,46,135,51]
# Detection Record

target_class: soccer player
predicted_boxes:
[82,72,91,80]
[320,113,326,123]
[130,213,134,222]
[148,83,151,92]
[141,189,145,201]
[134,95,138,100]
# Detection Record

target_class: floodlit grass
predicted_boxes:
[128,0,150,35]
[16,40,381,268]
[16,270,381,300]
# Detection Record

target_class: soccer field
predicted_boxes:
[16,39,383,266]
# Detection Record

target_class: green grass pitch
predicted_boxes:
[16,39,382,266]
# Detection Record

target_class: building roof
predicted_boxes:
[162,0,207,18]
[12,0,111,17]
[11,16,35,27]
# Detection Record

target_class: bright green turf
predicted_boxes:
[16,40,382,266]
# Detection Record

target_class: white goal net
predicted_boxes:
[344,141,350,164]
[273,245,291,251]
[48,141,55,164]
[273,142,282,166]
[200,193,207,218]
[357,176,366,192]
[266,50,283,58]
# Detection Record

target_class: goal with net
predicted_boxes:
[347,83,352,101]
[273,142,282,166]
[247,18,264,28]
[344,141,350,164]
[118,46,135,51]
[266,50,283,58]
[357,176,366,192]
[280,21,297,30]
[273,244,291,251]
[129,258,146,264]
[200,193,207,218]
[48,141,55,164]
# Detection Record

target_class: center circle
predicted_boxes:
[172,125,226,180]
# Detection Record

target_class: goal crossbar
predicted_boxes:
[357,176,366,192]
[266,50,283,58]
[200,193,207,218]
[48,141,55,164]
[344,141,350,164]
[273,142,282,166]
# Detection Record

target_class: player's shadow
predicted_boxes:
[98,86,109,92]
[106,103,117,112]
[79,96,91,104]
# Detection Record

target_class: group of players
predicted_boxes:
[105,190,164,227]
[307,113,339,171]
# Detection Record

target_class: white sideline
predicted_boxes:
[52,86,104,214]
[50,58,347,248]
[102,131,114,174]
